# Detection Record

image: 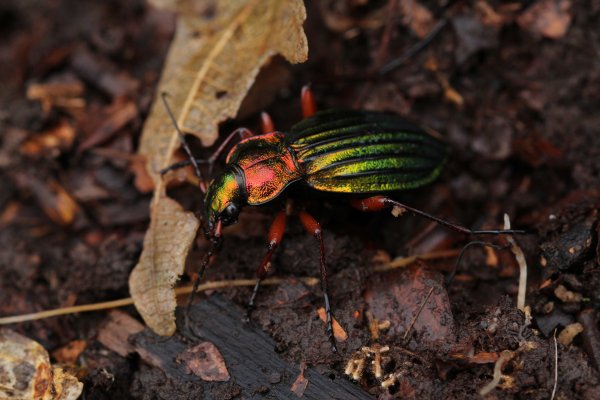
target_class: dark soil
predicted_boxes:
[1,0,599,399]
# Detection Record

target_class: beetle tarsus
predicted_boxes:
[324,292,338,353]
[244,278,261,323]
[355,196,527,236]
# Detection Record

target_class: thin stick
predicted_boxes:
[0,277,319,325]
[403,287,434,342]
[551,328,558,400]
[504,214,528,311]
[374,249,460,272]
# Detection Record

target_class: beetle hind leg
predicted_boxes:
[351,196,527,236]
[298,210,338,353]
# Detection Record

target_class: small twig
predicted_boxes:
[374,249,460,272]
[479,350,513,396]
[504,214,528,311]
[403,287,434,342]
[0,277,319,325]
[551,328,559,400]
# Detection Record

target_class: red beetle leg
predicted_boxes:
[301,85,317,118]
[260,111,275,134]
[247,210,287,311]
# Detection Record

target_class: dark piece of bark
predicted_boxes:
[97,310,145,357]
[132,295,373,400]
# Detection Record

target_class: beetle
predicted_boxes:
[161,86,523,352]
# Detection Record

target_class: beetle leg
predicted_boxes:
[206,127,253,176]
[159,158,210,175]
[301,85,317,118]
[351,196,526,235]
[298,211,338,353]
[247,210,287,315]
[186,220,223,313]
[260,111,275,133]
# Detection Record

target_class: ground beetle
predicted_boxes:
[162,86,524,352]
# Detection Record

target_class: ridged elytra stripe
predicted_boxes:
[296,137,444,163]
[305,165,445,194]
[307,155,438,177]
[287,110,446,153]
[302,149,440,176]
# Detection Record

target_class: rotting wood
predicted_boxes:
[131,295,373,399]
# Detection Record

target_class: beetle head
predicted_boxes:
[203,166,244,237]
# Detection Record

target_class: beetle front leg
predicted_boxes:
[260,111,275,134]
[247,210,287,316]
[351,196,526,236]
[298,211,338,353]
[160,127,254,177]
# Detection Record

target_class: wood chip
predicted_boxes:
[317,307,348,342]
[97,310,145,357]
[176,341,230,382]
[290,362,309,397]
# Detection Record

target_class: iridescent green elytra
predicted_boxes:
[287,108,448,194]
[204,108,448,231]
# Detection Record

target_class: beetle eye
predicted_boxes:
[220,203,239,225]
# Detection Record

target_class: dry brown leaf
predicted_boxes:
[130,0,308,336]
[129,197,200,336]
[0,329,83,400]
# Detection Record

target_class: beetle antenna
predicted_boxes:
[160,92,207,193]
[446,241,509,287]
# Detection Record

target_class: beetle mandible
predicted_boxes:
[162,86,524,352]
